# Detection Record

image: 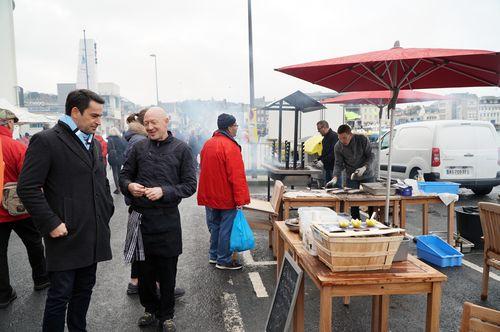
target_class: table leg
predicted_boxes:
[422,203,429,235]
[343,296,350,306]
[447,202,455,245]
[319,287,332,332]
[343,202,350,214]
[426,282,442,332]
[284,201,290,220]
[400,200,407,229]
[371,296,381,332]
[392,202,400,227]
[293,274,305,332]
[276,231,285,278]
[336,201,341,212]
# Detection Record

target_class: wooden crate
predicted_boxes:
[315,235,404,272]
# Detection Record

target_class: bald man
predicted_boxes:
[120,107,197,332]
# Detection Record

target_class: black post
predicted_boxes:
[278,100,283,162]
[293,109,299,169]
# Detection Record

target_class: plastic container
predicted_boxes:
[416,235,463,267]
[393,237,411,262]
[417,181,459,195]
[395,186,412,197]
[455,206,483,248]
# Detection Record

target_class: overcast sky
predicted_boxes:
[13,0,500,106]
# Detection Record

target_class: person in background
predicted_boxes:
[107,127,127,194]
[197,113,250,270]
[0,109,49,309]
[315,120,339,185]
[17,89,114,332]
[120,107,196,332]
[328,124,375,219]
[19,132,31,147]
[95,130,108,166]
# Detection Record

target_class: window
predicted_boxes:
[380,131,392,150]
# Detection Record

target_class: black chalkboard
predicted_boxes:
[265,252,303,332]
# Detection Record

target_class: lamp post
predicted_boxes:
[150,54,159,105]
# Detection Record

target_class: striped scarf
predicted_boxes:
[123,210,145,263]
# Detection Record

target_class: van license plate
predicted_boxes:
[446,168,470,176]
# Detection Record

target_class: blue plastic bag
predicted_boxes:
[229,210,255,252]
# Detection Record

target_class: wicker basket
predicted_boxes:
[315,235,404,272]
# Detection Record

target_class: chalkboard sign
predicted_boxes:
[265,252,303,332]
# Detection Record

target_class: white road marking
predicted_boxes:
[221,292,245,332]
[462,259,500,281]
[248,272,269,298]
[241,250,276,266]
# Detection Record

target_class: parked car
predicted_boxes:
[378,120,500,195]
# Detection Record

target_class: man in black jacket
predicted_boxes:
[316,120,339,184]
[120,107,197,332]
[17,89,114,332]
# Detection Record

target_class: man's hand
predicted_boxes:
[50,223,68,238]
[325,177,337,188]
[314,160,324,169]
[355,165,367,177]
[128,183,146,197]
[144,187,164,201]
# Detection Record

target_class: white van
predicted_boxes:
[379,120,500,195]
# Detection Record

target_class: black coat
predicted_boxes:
[319,129,338,171]
[107,135,127,166]
[17,121,114,271]
[119,134,197,257]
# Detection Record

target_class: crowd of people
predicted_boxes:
[0,89,251,332]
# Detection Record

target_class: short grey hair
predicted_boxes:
[317,120,329,128]
[108,127,121,136]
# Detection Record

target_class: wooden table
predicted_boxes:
[275,221,447,332]
[283,194,341,220]
[263,163,322,200]
[399,195,456,244]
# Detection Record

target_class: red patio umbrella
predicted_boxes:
[321,90,449,179]
[276,41,500,224]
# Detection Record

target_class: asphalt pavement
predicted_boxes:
[0,180,499,331]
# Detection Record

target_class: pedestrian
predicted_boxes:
[107,127,127,194]
[0,109,49,309]
[17,89,115,332]
[95,130,108,166]
[119,107,196,332]
[197,113,250,270]
[122,108,148,295]
[327,124,375,219]
[315,120,339,185]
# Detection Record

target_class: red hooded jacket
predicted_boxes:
[197,131,250,209]
[0,126,30,223]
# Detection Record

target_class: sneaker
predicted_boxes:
[127,282,139,295]
[161,318,176,332]
[137,312,157,326]
[0,290,17,309]
[34,280,50,291]
[215,262,242,270]
[209,259,217,264]
[174,287,185,299]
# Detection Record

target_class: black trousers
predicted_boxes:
[138,255,178,322]
[0,217,48,302]
[110,163,121,192]
[42,263,97,332]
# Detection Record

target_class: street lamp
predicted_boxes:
[150,54,159,105]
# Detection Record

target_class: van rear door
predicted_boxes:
[472,124,497,179]
[436,123,478,180]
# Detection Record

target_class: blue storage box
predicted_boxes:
[416,235,463,267]
[418,181,459,194]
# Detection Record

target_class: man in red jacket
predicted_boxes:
[197,113,250,270]
[0,109,49,309]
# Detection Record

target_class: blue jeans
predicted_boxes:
[205,207,237,265]
[346,176,375,219]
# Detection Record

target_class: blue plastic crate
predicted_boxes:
[416,235,463,267]
[418,181,459,194]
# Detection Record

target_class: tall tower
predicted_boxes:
[0,0,19,105]
[76,38,98,92]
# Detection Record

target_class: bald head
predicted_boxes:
[144,107,170,141]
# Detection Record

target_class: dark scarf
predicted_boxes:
[216,130,241,151]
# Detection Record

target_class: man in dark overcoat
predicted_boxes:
[17,89,114,332]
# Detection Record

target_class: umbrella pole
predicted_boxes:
[384,89,399,225]
[293,109,299,169]
[377,105,383,180]
[278,100,283,162]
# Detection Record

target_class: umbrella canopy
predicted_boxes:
[345,111,360,121]
[276,41,500,225]
[321,90,448,106]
